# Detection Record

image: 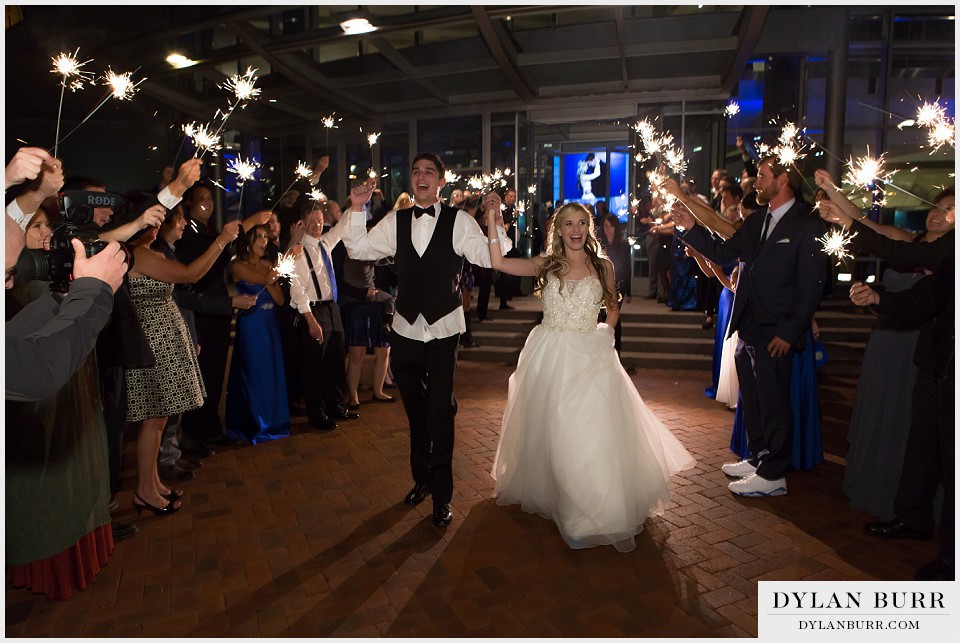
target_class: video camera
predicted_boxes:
[14,190,133,293]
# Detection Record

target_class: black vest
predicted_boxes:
[394,205,464,325]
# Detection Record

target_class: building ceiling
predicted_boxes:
[4,4,955,139]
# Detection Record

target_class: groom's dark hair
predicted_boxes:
[412,152,445,175]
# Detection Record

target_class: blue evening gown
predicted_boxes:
[667,232,699,311]
[729,327,823,470]
[225,280,291,444]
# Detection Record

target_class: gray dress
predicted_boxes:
[842,267,925,520]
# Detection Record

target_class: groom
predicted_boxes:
[343,153,510,526]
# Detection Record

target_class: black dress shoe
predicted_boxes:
[432,502,453,527]
[176,457,202,470]
[335,410,360,420]
[915,555,955,581]
[864,519,933,540]
[111,521,138,541]
[309,418,338,431]
[403,483,431,506]
[207,435,243,447]
[180,439,216,458]
[158,464,195,482]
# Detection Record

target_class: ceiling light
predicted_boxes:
[340,17,376,35]
[166,53,197,69]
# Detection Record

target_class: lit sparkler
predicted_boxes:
[724,101,740,118]
[916,101,946,128]
[444,170,461,184]
[818,228,857,266]
[527,184,537,195]
[844,152,895,191]
[221,66,261,102]
[366,132,381,147]
[322,113,340,130]
[227,157,260,184]
[50,48,96,157]
[189,122,222,157]
[253,251,300,298]
[927,119,955,153]
[295,161,313,180]
[103,68,141,100]
[309,188,326,202]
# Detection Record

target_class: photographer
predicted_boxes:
[5,215,126,400]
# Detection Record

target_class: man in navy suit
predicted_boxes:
[673,156,826,497]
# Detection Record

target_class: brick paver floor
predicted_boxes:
[5,361,939,637]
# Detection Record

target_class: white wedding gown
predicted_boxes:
[491,274,696,552]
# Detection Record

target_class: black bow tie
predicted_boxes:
[413,205,435,219]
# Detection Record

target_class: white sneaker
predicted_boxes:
[728,473,787,497]
[721,459,758,478]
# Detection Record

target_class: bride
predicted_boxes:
[484,199,695,552]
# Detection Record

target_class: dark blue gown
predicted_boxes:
[225,280,291,444]
[667,232,699,311]
[705,265,735,399]
[729,328,823,470]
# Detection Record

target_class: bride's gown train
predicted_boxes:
[491,274,696,552]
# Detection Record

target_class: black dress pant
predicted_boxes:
[894,368,955,558]
[299,302,347,422]
[735,330,794,480]
[98,365,127,496]
[182,313,231,442]
[389,332,459,505]
[475,267,493,320]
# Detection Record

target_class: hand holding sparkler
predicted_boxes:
[167,158,203,198]
[5,147,55,189]
[849,281,879,308]
[349,179,376,210]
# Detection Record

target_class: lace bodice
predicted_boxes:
[541,274,603,332]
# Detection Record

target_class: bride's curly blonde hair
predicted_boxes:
[535,202,617,309]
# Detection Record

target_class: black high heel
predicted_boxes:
[163,489,183,502]
[133,492,181,516]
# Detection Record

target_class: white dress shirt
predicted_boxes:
[342,200,512,341]
[289,215,348,315]
[763,197,796,241]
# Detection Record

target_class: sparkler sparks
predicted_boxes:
[274,252,298,280]
[724,101,740,118]
[221,66,261,102]
[309,188,327,202]
[444,170,461,184]
[188,122,222,155]
[295,161,313,180]
[366,132,381,147]
[321,113,340,129]
[818,228,857,266]
[916,101,946,128]
[927,119,955,153]
[227,157,260,183]
[844,152,895,191]
[527,184,537,195]
[51,49,95,88]
[103,68,141,100]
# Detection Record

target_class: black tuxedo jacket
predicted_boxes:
[681,199,826,349]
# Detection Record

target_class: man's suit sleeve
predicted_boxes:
[778,216,828,346]
[5,277,114,401]
[680,222,745,266]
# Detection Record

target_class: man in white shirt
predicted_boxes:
[344,153,510,527]
[288,201,356,431]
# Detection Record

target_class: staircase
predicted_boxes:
[458,288,875,378]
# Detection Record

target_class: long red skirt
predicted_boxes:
[8,524,114,600]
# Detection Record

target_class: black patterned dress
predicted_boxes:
[125,276,206,421]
